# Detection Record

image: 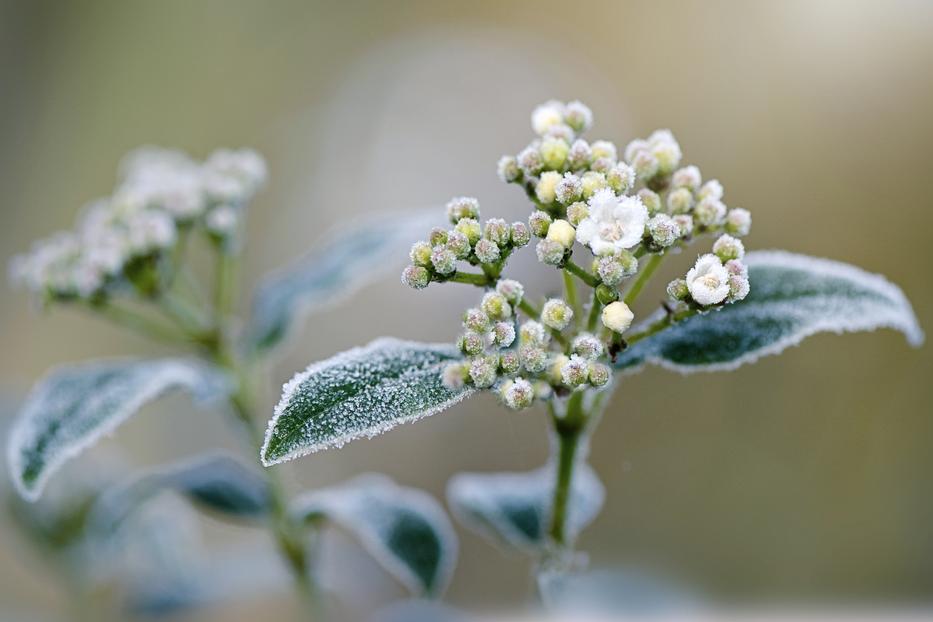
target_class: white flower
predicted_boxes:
[205,205,239,237]
[601,301,634,333]
[686,254,731,305]
[203,148,267,202]
[501,377,534,410]
[127,210,176,253]
[542,298,573,330]
[575,189,648,255]
[564,100,593,132]
[531,100,565,136]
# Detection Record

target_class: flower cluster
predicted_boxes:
[667,234,750,307]
[401,197,530,290]
[9,148,266,302]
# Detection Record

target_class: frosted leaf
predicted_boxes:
[446,463,604,553]
[89,453,271,533]
[367,600,467,622]
[616,250,924,373]
[538,568,700,616]
[7,358,230,501]
[291,474,458,597]
[262,338,473,466]
[245,211,438,355]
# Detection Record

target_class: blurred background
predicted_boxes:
[1,0,932,619]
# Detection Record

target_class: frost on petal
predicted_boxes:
[291,474,458,596]
[7,359,230,501]
[615,251,924,373]
[446,463,604,553]
[245,210,438,355]
[262,339,474,466]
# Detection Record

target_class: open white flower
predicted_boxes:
[686,254,730,305]
[575,188,647,255]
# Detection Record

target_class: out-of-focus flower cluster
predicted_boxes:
[9,148,266,302]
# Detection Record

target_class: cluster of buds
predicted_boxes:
[401,197,530,290]
[667,234,750,307]
[9,147,266,302]
[441,282,613,411]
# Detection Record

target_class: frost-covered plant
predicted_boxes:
[262,101,923,602]
[6,148,457,618]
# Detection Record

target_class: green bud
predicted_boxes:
[637,189,662,214]
[528,210,552,237]
[401,265,430,290]
[595,283,619,305]
[481,291,512,320]
[566,201,589,227]
[445,230,471,259]
[429,227,449,247]
[580,171,608,199]
[588,362,610,387]
[539,136,570,170]
[409,241,432,267]
[510,222,531,247]
[499,351,521,375]
[462,307,490,332]
[455,217,482,245]
[483,218,511,247]
[667,278,689,301]
[541,298,573,330]
[446,197,480,224]
[458,331,484,356]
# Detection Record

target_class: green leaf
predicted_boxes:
[245,211,438,354]
[292,474,458,596]
[446,463,604,553]
[89,453,271,533]
[261,338,472,466]
[616,251,924,373]
[7,359,229,501]
[538,568,699,615]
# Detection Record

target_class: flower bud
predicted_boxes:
[725,258,748,279]
[712,234,745,262]
[446,230,471,258]
[497,155,521,183]
[429,227,448,247]
[637,189,662,214]
[540,137,570,170]
[590,157,613,173]
[667,278,689,300]
[430,246,456,275]
[671,165,701,191]
[572,333,604,360]
[632,150,659,180]
[590,140,617,162]
[463,307,490,332]
[536,239,565,265]
[580,171,608,199]
[205,205,239,237]
[499,350,521,375]
[520,320,549,347]
[482,218,510,247]
[588,362,611,387]
[666,187,694,214]
[725,208,751,237]
[474,238,501,264]
[469,355,499,389]
[455,217,482,245]
[481,291,512,320]
[567,139,592,170]
[532,100,565,136]
[542,298,573,330]
[446,197,480,224]
[555,173,583,204]
[595,283,619,305]
[548,354,570,386]
[496,278,524,305]
[533,381,553,400]
[623,139,649,163]
[601,301,634,333]
[607,163,636,194]
[517,145,544,176]
[596,255,625,286]
[647,214,681,248]
[546,219,576,249]
[617,249,639,275]
[410,241,432,267]
[693,198,726,227]
[564,100,593,133]
[728,274,750,302]
[546,123,574,142]
[698,179,724,201]
[520,344,548,373]
[442,362,469,390]
[561,355,589,387]
[510,222,531,247]
[652,141,682,174]
[673,214,694,237]
[401,265,430,289]
[459,331,485,356]
[500,377,534,410]
[491,321,516,348]
[535,171,562,204]
[566,201,589,227]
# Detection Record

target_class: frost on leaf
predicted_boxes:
[616,250,924,373]
[89,453,271,534]
[245,211,438,355]
[262,338,473,466]
[291,474,458,597]
[7,358,229,501]
[538,568,699,615]
[446,463,604,553]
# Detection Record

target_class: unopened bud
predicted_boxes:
[430,246,456,275]
[469,355,499,389]
[607,163,636,194]
[566,201,589,227]
[632,150,659,180]
[580,171,608,199]
[429,227,448,247]
[483,218,511,247]
[647,214,681,248]
[596,255,625,286]
[446,230,471,258]
[458,331,485,356]
[588,362,610,387]
[401,265,430,289]
[671,165,701,191]
[481,291,512,320]
[567,139,592,170]
[561,355,589,387]
[497,155,521,183]
[637,189,662,214]
[446,197,480,224]
[542,298,573,330]
[667,187,694,214]
[712,234,745,262]
[540,137,569,170]
[595,283,619,305]
[535,171,562,204]
[698,179,724,202]
[499,350,521,375]
[564,100,593,133]
[520,320,549,347]
[531,100,565,136]
[590,140,618,162]
[442,362,469,390]
[520,345,548,373]
[491,321,516,348]
[694,198,727,227]
[500,377,534,410]
[601,301,634,333]
[410,241,432,267]
[474,238,501,264]
[667,278,689,300]
[572,333,604,360]
[455,217,482,245]
[518,145,544,176]
[510,222,531,247]
[725,208,751,237]
[536,239,565,266]
[728,274,750,302]
[546,219,576,249]
[463,307,490,332]
[555,173,583,204]
[673,214,694,237]
[496,279,524,305]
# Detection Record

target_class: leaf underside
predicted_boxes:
[446,463,604,553]
[616,250,924,373]
[245,210,438,354]
[262,338,472,466]
[7,359,229,501]
[291,474,458,597]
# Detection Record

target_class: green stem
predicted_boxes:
[562,269,581,328]
[625,306,698,345]
[90,301,194,345]
[586,289,602,333]
[564,258,599,288]
[214,247,238,323]
[548,391,586,549]
[446,271,490,286]
[517,298,541,318]
[623,252,665,307]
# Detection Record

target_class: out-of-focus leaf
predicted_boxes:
[292,474,458,597]
[367,600,468,622]
[446,463,604,554]
[616,251,924,373]
[538,568,701,615]
[7,359,229,501]
[245,210,438,354]
[262,338,472,466]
